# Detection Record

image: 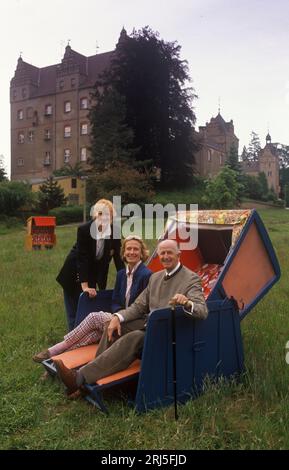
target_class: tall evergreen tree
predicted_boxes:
[248,131,261,161]
[240,145,249,162]
[225,144,244,203]
[91,27,198,186]
[226,144,242,172]
[89,88,137,170]
[38,177,67,213]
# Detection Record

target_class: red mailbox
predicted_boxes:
[25,216,56,250]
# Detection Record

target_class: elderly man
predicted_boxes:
[54,239,208,395]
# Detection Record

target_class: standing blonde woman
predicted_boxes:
[33,236,151,361]
[56,199,124,331]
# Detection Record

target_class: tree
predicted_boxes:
[53,162,86,177]
[0,181,34,215]
[240,145,249,162]
[247,131,261,162]
[86,161,154,206]
[226,144,241,172]
[91,27,198,187]
[0,155,8,182]
[89,88,137,170]
[273,143,289,169]
[225,144,244,202]
[202,167,242,209]
[38,177,67,213]
[258,171,269,199]
[243,175,263,200]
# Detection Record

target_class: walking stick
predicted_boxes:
[171,305,178,420]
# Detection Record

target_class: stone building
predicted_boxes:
[10,45,112,182]
[241,134,280,195]
[194,112,239,178]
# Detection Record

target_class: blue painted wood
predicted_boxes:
[75,290,113,326]
[134,299,243,412]
[208,209,280,320]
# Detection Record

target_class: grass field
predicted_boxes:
[0,209,288,450]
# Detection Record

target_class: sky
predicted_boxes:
[1,0,289,177]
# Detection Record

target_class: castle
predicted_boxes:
[10,37,280,195]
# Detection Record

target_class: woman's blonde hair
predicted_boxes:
[91,199,116,221]
[121,236,150,262]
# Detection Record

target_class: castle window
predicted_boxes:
[26,107,33,119]
[45,104,53,116]
[59,80,64,90]
[80,97,88,110]
[64,149,71,163]
[18,132,25,144]
[17,158,24,166]
[80,123,88,135]
[22,88,27,99]
[64,126,71,138]
[80,147,87,162]
[13,90,17,100]
[208,150,212,162]
[71,178,77,189]
[71,78,76,88]
[17,109,23,120]
[44,152,51,166]
[44,129,51,140]
[28,130,34,142]
[64,101,71,113]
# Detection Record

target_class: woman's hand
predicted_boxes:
[82,287,97,298]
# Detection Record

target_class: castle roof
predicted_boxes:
[11,47,113,96]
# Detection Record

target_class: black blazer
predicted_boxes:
[56,220,124,296]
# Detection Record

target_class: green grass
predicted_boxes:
[0,210,289,449]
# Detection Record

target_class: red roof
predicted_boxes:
[32,216,56,227]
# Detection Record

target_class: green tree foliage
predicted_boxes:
[225,144,244,202]
[243,175,263,200]
[240,145,249,162]
[86,162,154,205]
[258,171,269,197]
[279,167,289,198]
[0,181,34,215]
[226,144,242,172]
[0,155,8,182]
[91,27,198,187]
[284,183,289,208]
[89,88,137,170]
[53,162,86,177]
[37,177,67,214]
[242,172,269,201]
[247,131,261,162]
[202,167,242,209]
[273,143,289,169]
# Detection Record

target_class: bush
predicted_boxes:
[0,181,34,216]
[87,162,155,206]
[48,205,88,225]
[202,167,241,209]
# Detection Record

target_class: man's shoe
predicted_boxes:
[33,349,50,363]
[54,359,79,395]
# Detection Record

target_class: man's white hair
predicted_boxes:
[157,239,180,254]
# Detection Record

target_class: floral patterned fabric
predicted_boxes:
[171,209,251,248]
[196,263,222,299]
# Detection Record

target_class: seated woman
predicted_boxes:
[33,236,151,362]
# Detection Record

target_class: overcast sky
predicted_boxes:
[1,0,289,176]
